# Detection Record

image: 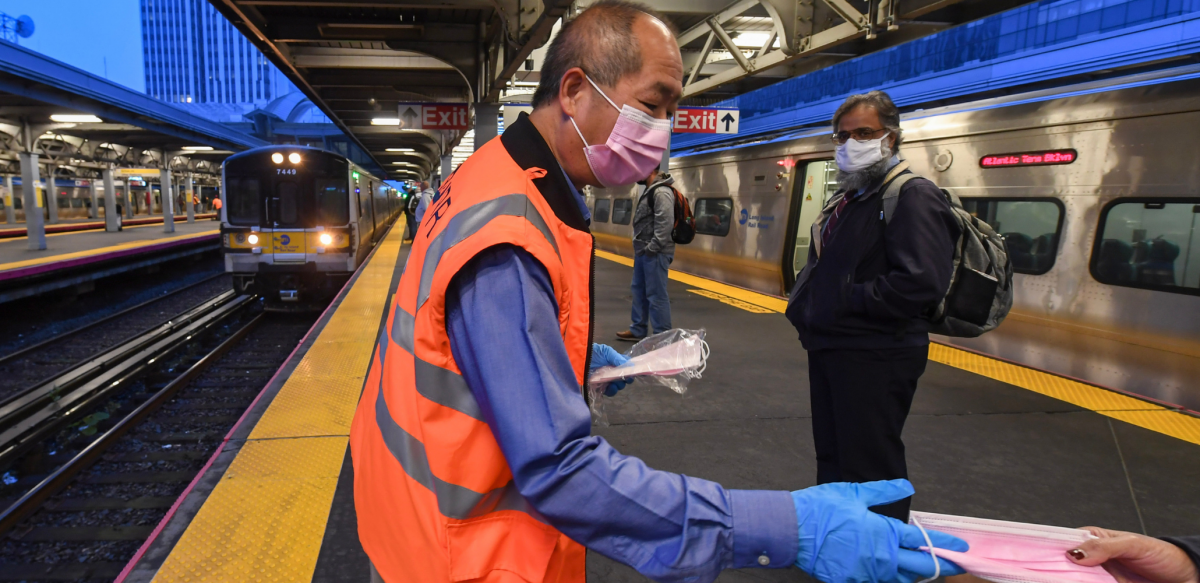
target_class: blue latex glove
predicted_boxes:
[590,343,631,396]
[792,480,968,583]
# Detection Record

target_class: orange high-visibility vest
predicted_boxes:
[350,117,595,583]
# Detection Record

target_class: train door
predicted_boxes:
[367,180,379,239]
[269,179,307,263]
[782,159,839,290]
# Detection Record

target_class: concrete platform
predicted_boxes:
[0,220,220,303]
[0,213,218,239]
[119,237,1200,583]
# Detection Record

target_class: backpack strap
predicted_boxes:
[879,160,914,224]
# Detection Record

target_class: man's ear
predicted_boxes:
[559,68,588,118]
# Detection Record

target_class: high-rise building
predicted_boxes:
[140,0,295,105]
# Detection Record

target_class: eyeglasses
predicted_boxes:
[830,127,887,145]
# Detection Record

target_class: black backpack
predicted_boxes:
[648,183,695,245]
[880,164,1014,337]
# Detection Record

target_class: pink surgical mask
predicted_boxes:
[910,511,1118,583]
[570,75,671,187]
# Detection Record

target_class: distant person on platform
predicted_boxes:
[212,196,222,221]
[403,185,420,241]
[785,90,961,521]
[616,165,675,341]
[415,180,434,225]
[350,3,966,583]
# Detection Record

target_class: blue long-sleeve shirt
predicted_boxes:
[445,244,798,583]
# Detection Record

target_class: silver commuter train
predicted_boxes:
[590,65,1200,410]
[220,145,401,309]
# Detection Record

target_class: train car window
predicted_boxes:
[960,198,1063,275]
[1090,198,1200,294]
[594,198,611,223]
[694,198,733,237]
[314,178,349,225]
[611,199,633,225]
[276,182,300,225]
[226,177,261,226]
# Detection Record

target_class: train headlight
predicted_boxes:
[288,152,301,164]
[319,233,333,246]
[271,153,283,164]
[248,234,259,245]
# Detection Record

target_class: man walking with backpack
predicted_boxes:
[617,166,676,341]
[785,91,961,521]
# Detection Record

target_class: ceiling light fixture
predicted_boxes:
[386,148,415,152]
[371,118,400,126]
[51,114,102,123]
[182,146,213,151]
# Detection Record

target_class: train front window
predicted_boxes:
[611,199,633,225]
[694,198,733,237]
[315,178,349,225]
[960,198,1063,275]
[1091,199,1200,294]
[226,177,261,226]
[275,181,300,226]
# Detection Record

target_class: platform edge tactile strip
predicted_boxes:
[149,226,403,583]
[0,229,219,273]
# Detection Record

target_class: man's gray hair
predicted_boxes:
[832,90,903,149]
[531,0,676,108]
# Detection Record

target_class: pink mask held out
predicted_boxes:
[570,75,671,188]
[909,511,1118,583]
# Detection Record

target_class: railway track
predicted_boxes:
[0,294,318,581]
[0,273,232,403]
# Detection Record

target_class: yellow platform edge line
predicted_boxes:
[594,250,1200,446]
[151,223,404,583]
[594,249,788,313]
[0,229,219,271]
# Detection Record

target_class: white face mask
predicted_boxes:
[835,133,891,172]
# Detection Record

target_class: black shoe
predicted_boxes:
[615,330,644,342]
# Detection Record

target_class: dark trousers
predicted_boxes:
[807,345,928,520]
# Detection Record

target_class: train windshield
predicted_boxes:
[223,150,352,228]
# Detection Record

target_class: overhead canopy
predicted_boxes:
[207,0,1036,181]
[0,40,267,181]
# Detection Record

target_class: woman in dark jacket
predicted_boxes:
[1068,527,1198,583]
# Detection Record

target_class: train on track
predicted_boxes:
[591,65,1200,409]
[220,145,400,310]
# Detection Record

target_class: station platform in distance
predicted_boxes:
[117,223,1200,583]
[0,213,217,239]
[0,219,220,303]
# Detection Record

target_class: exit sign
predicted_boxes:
[673,107,739,134]
[397,103,471,130]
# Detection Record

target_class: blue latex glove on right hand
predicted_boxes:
[792,480,968,583]
[590,343,631,396]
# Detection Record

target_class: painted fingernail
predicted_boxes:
[1068,549,1086,560]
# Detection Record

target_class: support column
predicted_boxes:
[185,172,195,223]
[3,175,14,224]
[20,152,45,250]
[44,164,58,224]
[103,168,118,232]
[440,155,453,187]
[123,180,133,218]
[473,103,500,151]
[660,132,672,173]
[88,180,99,219]
[160,167,175,233]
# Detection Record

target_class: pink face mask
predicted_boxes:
[910,511,1118,583]
[570,75,671,188]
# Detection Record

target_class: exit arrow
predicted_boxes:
[400,106,420,128]
[720,113,735,132]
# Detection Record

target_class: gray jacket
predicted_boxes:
[633,173,675,256]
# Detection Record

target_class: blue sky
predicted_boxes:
[2,0,144,91]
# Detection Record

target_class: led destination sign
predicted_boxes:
[981,149,1077,168]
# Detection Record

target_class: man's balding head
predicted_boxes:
[532,1,677,108]
[527,0,682,187]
